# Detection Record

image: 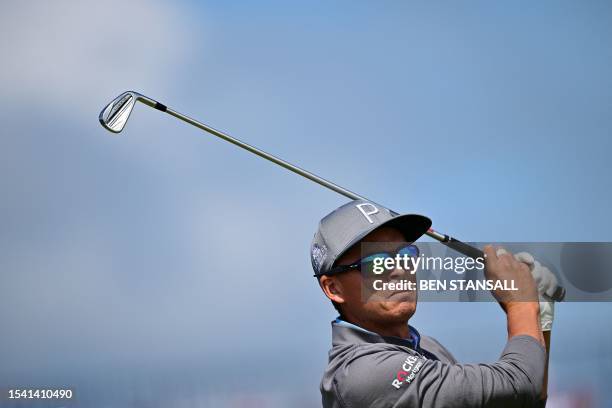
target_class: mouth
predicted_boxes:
[368,289,414,303]
[388,290,414,301]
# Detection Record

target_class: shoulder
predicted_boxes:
[322,344,426,407]
[420,335,457,364]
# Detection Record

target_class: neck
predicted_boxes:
[343,314,410,339]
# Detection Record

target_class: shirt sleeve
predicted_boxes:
[334,335,545,408]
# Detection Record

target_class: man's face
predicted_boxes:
[320,226,417,327]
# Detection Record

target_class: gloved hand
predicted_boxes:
[514,252,556,331]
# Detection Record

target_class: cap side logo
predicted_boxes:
[355,203,379,224]
[312,243,328,273]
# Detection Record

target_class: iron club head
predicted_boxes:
[99,91,167,133]
[99,91,138,133]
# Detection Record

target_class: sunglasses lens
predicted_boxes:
[398,245,419,258]
[360,253,390,275]
[358,246,419,275]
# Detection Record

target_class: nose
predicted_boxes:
[389,266,410,281]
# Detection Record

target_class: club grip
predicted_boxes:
[444,237,485,260]
[444,236,566,302]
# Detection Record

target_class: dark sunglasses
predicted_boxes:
[327,244,420,276]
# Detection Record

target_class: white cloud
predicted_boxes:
[0,0,202,107]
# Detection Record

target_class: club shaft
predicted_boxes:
[166,108,367,202]
[163,106,479,254]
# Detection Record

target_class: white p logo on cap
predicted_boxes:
[355,203,379,224]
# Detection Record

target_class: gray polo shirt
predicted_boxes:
[321,320,546,407]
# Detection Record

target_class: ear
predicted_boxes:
[319,275,346,304]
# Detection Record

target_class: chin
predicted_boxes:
[377,300,416,323]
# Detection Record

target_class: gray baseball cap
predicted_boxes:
[310,199,432,276]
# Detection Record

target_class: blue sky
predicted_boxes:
[1,0,611,406]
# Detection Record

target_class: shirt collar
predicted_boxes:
[333,317,421,350]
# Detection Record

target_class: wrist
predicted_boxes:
[505,302,543,345]
[505,301,539,316]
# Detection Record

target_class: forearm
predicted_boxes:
[506,303,550,404]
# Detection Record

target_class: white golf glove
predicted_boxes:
[514,252,556,331]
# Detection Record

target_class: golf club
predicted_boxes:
[99,91,566,302]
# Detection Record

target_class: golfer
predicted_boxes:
[311,200,556,407]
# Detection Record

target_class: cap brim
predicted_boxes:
[334,213,432,266]
[382,214,432,243]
